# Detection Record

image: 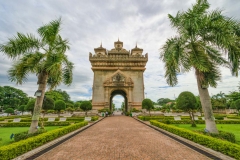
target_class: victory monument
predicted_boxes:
[89,39,148,111]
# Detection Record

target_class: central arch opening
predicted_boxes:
[110,90,128,112]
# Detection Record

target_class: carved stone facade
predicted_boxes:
[89,40,148,111]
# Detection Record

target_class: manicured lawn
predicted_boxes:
[0,126,63,147]
[172,124,240,145]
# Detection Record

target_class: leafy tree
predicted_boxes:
[18,105,26,115]
[176,91,198,127]
[25,99,35,115]
[0,19,73,133]
[54,100,66,117]
[160,0,240,133]
[157,98,173,106]
[231,99,240,115]
[42,96,55,115]
[5,108,14,116]
[0,86,29,110]
[211,92,227,110]
[74,102,81,109]
[142,98,154,116]
[80,101,92,116]
[66,107,74,114]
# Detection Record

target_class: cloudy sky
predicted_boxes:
[0,0,239,108]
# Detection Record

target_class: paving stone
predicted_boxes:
[36,116,210,160]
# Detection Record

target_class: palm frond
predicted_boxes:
[160,37,184,86]
[62,56,73,85]
[0,33,40,59]
[38,18,61,47]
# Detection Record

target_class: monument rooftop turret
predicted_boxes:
[89,39,148,71]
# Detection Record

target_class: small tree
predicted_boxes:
[5,108,14,116]
[142,98,154,116]
[42,96,55,116]
[18,105,26,115]
[74,102,81,109]
[80,101,92,116]
[176,91,197,127]
[25,99,36,115]
[54,100,66,117]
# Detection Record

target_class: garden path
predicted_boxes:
[36,116,209,160]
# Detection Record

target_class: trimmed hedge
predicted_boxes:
[0,121,88,160]
[91,116,99,121]
[150,120,240,159]
[0,121,71,127]
[227,116,240,119]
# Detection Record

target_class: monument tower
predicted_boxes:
[89,39,148,111]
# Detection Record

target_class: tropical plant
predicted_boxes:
[176,91,198,127]
[160,0,240,133]
[142,98,154,116]
[54,100,66,117]
[80,101,92,116]
[0,19,73,133]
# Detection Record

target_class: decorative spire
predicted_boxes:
[100,41,102,47]
[135,42,138,48]
[118,37,120,42]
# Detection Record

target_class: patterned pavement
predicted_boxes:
[36,116,210,160]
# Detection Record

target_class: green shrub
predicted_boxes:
[0,121,88,160]
[0,122,30,127]
[227,116,240,119]
[150,120,240,159]
[14,129,47,142]
[91,116,99,121]
[194,130,236,143]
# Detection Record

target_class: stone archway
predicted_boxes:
[89,39,148,111]
[110,90,127,112]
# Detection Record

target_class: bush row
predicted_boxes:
[0,121,88,160]
[227,116,240,119]
[0,121,72,127]
[138,116,240,124]
[150,120,240,159]
[91,116,99,121]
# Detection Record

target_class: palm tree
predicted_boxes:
[160,0,240,133]
[0,19,73,133]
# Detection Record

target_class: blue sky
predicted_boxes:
[0,0,239,108]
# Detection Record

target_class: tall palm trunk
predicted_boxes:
[196,72,218,133]
[29,72,48,133]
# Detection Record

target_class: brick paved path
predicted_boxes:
[36,116,209,160]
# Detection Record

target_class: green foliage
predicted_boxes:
[150,120,240,159]
[42,96,54,111]
[80,101,92,114]
[54,100,66,111]
[157,98,173,106]
[4,108,14,115]
[201,131,236,143]
[0,122,88,160]
[0,86,29,110]
[18,105,26,114]
[142,99,154,114]
[91,116,99,121]
[74,102,81,108]
[14,129,47,142]
[66,107,74,113]
[176,91,197,111]
[25,99,35,114]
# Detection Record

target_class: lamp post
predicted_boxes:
[34,90,42,97]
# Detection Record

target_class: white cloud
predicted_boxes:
[0,0,239,109]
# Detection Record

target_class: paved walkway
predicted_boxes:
[36,116,209,160]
